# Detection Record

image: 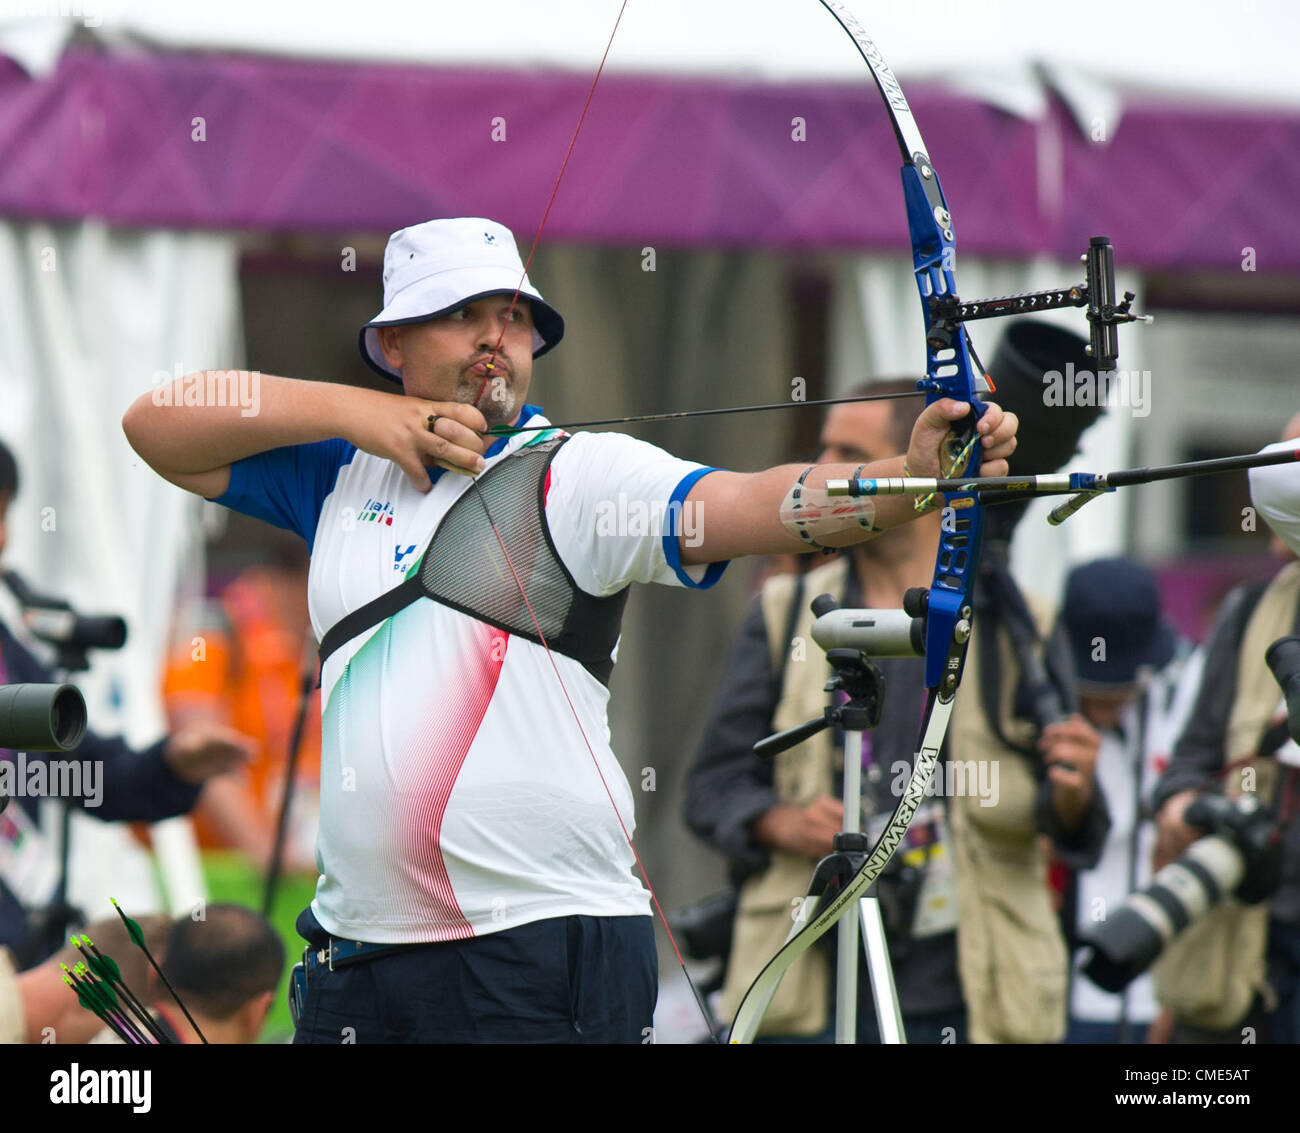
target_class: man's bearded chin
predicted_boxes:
[458,374,517,428]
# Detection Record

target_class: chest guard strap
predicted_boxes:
[317,436,629,686]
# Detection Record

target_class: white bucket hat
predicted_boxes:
[359,217,564,382]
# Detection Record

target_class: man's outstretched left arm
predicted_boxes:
[680,399,1018,565]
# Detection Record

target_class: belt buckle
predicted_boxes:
[303,942,331,978]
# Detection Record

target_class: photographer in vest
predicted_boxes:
[1150,412,1300,1044]
[684,322,1107,1043]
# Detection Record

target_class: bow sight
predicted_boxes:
[926,236,1151,372]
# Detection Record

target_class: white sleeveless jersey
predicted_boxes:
[214,406,725,942]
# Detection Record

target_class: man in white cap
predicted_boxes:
[122,217,1021,1043]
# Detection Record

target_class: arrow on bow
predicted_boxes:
[825,446,1300,522]
[482,388,930,437]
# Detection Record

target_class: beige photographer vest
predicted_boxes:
[1151,561,1300,1030]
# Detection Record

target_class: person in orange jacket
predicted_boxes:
[163,533,320,874]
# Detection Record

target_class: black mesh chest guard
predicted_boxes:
[317,436,630,685]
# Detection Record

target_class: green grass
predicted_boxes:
[199,852,318,1043]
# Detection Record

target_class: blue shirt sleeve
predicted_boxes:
[211,438,357,545]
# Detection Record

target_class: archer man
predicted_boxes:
[122,216,1019,1044]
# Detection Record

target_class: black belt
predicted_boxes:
[302,937,425,975]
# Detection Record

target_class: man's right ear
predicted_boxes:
[377,326,403,371]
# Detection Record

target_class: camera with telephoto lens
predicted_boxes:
[1078,791,1282,993]
[0,569,110,815]
[0,683,88,815]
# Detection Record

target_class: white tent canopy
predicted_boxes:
[4,0,1300,113]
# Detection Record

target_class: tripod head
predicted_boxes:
[754,570,902,763]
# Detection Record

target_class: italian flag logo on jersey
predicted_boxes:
[359,498,395,525]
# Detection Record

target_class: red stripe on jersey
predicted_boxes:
[404,623,509,937]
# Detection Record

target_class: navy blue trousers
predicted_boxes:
[292,910,657,1044]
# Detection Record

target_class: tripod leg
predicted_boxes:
[835,900,860,1042]
[834,728,864,1043]
[860,895,906,1043]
